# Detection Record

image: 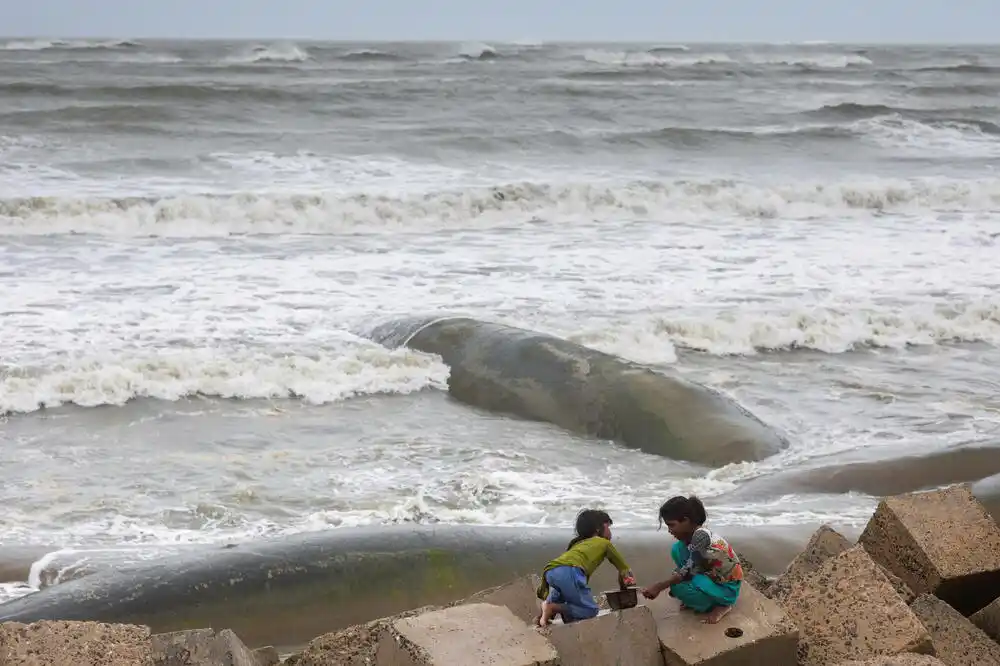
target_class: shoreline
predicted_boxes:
[0,473,995,650]
[1,479,999,663]
[4,449,996,594]
[0,522,833,649]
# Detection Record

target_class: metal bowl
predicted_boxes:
[604,587,638,610]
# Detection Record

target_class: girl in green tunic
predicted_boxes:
[536,509,635,626]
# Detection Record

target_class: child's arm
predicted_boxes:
[605,542,636,586]
[641,572,681,599]
[642,529,712,599]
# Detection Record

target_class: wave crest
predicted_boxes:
[224,43,310,64]
[581,49,872,69]
[0,346,448,415]
[0,38,139,51]
[3,176,1000,236]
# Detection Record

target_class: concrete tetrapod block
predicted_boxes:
[644,580,798,666]
[374,602,560,666]
[282,604,439,666]
[769,525,914,605]
[835,656,946,665]
[454,575,542,625]
[908,593,1000,666]
[768,525,854,603]
[971,595,1000,643]
[545,605,663,666]
[0,620,153,666]
[151,628,260,666]
[859,484,1000,616]
[780,545,933,666]
[251,646,280,666]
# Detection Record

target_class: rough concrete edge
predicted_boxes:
[909,592,1000,657]
[542,606,662,666]
[280,603,440,665]
[780,544,934,663]
[766,524,852,602]
[392,602,560,665]
[970,597,1000,643]
[859,498,941,598]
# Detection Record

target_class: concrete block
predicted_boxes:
[770,525,914,605]
[971,595,1000,643]
[780,545,933,665]
[860,484,1000,615]
[454,574,541,625]
[769,525,854,602]
[909,593,1000,665]
[375,602,559,666]
[835,656,946,665]
[546,605,662,666]
[644,578,798,666]
[281,604,438,666]
[733,550,772,596]
[251,646,280,666]
[0,620,153,666]
[151,628,260,666]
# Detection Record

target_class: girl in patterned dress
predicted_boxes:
[640,495,744,624]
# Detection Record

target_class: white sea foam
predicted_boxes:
[455,42,498,60]
[224,43,310,64]
[0,38,139,51]
[582,49,872,69]
[573,300,1000,359]
[0,345,448,415]
[3,176,1000,236]
[2,297,997,416]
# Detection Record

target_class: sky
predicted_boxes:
[2,0,997,43]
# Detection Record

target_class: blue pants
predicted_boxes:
[544,565,599,622]
[668,541,741,613]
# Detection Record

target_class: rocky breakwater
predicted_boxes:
[5,484,1000,665]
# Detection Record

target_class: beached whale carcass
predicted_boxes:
[368,316,789,467]
[0,524,799,649]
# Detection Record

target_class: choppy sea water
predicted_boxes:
[2,38,999,602]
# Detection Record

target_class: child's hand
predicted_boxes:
[641,586,660,600]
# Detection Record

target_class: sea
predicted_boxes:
[1,38,999,603]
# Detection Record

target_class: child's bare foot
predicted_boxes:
[679,603,692,611]
[538,601,555,627]
[702,605,732,624]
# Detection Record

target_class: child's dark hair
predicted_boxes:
[658,495,707,528]
[567,509,612,549]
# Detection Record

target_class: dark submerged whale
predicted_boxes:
[0,524,809,649]
[368,316,789,467]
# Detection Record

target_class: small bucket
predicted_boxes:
[604,587,638,610]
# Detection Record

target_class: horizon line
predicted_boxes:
[2,35,1000,46]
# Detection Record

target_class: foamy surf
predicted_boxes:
[582,49,872,69]
[3,176,1000,236]
[572,300,1000,359]
[3,297,998,416]
[0,346,448,415]
[0,39,140,51]
[224,43,310,64]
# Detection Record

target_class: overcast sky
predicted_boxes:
[2,0,996,43]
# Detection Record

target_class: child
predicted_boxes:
[536,509,636,626]
[640,495,743,624]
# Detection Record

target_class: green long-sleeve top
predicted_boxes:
[535,536,631,600]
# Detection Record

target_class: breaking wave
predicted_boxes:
[3,176,1000,236]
